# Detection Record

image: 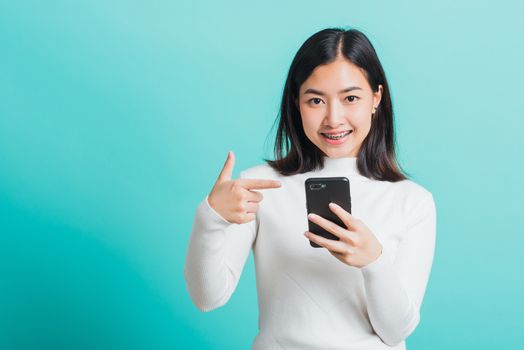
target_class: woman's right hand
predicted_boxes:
[208,151,282,224]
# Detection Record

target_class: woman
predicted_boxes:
[184,27,436,350]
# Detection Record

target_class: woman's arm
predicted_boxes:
[183,170,257,312]
[360,193,437,346]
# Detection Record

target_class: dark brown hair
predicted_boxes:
[263,27,409,182]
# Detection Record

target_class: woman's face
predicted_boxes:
[296,57,383,158]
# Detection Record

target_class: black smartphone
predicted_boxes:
[305,177,351,248]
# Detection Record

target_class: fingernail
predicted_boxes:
[329,202,337,208]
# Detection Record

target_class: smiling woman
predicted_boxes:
[184,27,437,350]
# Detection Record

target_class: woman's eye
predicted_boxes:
[346,95,359,102]
[308,98,322,105]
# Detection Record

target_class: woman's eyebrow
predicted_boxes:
[303,86,362,96]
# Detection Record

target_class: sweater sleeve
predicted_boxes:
[359,193,437,346]
[183,171,258,312]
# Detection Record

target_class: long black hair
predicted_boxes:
[263,27,409,182]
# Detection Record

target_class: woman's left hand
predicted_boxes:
[305,202,383,268]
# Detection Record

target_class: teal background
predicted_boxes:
[1,0,523,349]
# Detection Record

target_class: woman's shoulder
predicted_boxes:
[394,178,432,196]
[391,178,435,212]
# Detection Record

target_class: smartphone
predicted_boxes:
[305,177,351,248]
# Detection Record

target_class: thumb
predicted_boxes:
[217,151,235,181]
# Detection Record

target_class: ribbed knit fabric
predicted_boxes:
[184,156,436,349]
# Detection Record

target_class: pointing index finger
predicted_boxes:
[239,178,282,190]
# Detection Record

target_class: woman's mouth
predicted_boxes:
[320,130,353,144]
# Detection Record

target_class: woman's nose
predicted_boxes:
[325,101,345,125]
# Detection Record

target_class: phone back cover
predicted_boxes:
[305,177,351,247]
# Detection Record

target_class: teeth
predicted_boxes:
[322,131,351,140]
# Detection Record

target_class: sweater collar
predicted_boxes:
[317,156,361,176]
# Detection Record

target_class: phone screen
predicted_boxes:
[305,177,351,248]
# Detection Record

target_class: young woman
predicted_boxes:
[184,27,437,350]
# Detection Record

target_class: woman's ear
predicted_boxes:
[373,84,383,109]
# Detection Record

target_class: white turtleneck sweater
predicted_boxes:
[184,156,436,350]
